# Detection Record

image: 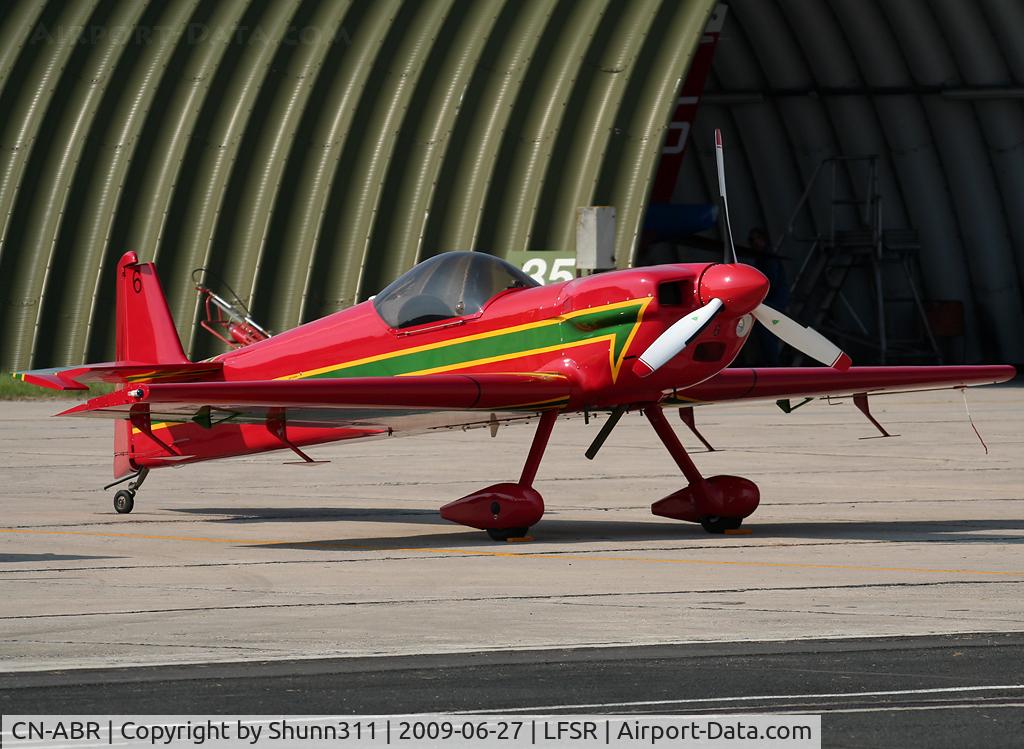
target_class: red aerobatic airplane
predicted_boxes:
[14,133,1014,540]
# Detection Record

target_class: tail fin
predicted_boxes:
[115,251,189,478]
[116,251,188,364]
[13,252,219,478]
[15,252,220,390]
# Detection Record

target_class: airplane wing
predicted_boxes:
[58,372,575,430]
[668,365,1015,405]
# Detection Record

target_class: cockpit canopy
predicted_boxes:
[373,251,539,329]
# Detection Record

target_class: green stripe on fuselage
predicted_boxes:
[307,301,647,379]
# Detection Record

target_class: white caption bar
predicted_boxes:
[2,715,820,749]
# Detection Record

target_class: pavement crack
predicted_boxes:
[2,579,1020,622]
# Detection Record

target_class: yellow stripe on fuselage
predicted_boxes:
[275,297,651,381]
[131,421,176,434]
[128,297,652,436]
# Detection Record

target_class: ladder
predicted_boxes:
[779,156,941,365]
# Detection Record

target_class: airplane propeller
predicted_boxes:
[751,303,852,370]
[715,128,738,264]
[631,129,851,378]
[631,298,724,377]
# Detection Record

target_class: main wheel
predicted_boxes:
[486,526,529,542]
[700,516,742,534]
[113,489,135,514]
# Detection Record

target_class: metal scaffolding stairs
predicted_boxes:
[780,156,941,365]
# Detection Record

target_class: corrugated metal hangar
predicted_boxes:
[0,0,1021,370]
[682,0,1024,365]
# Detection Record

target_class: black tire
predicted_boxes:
[700,516,742,534]
[486,527,529,542]
[114,490,135,514]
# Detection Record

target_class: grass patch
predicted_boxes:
[0,374,115,400]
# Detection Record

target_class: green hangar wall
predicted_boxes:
[0,0,715,369]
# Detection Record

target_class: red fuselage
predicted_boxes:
[216,263,763,408]
[122,261,769,471]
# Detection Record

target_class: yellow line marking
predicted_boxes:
[3,528,1022,578]
[613,297,650,381]
[0,528,279,545]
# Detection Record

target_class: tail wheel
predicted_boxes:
[113,490,135,514]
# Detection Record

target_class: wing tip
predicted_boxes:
[990,364,1017,383]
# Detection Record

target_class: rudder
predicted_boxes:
[114,250,187,479]
[116,251,188,364]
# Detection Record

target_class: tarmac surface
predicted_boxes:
[1,633,1022,747]
[0,385,1022,741]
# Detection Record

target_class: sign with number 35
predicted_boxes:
[506,251,577,285]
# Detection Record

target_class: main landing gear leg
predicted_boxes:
[440,410,558,541]
[642,406,759,534]
[105,467,150,514]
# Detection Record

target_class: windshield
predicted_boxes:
[373,252,539,329]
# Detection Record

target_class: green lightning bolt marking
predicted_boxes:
[283,298,652,383]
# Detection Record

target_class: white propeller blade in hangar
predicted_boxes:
[752,303,852,370]
[715,128,738,264]
[632,298,724,377]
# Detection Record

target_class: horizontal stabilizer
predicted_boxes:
[13,361,223,391]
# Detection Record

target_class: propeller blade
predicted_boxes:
[752,303,852,370]
[714,128,738,264]
[632,298,725,377]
